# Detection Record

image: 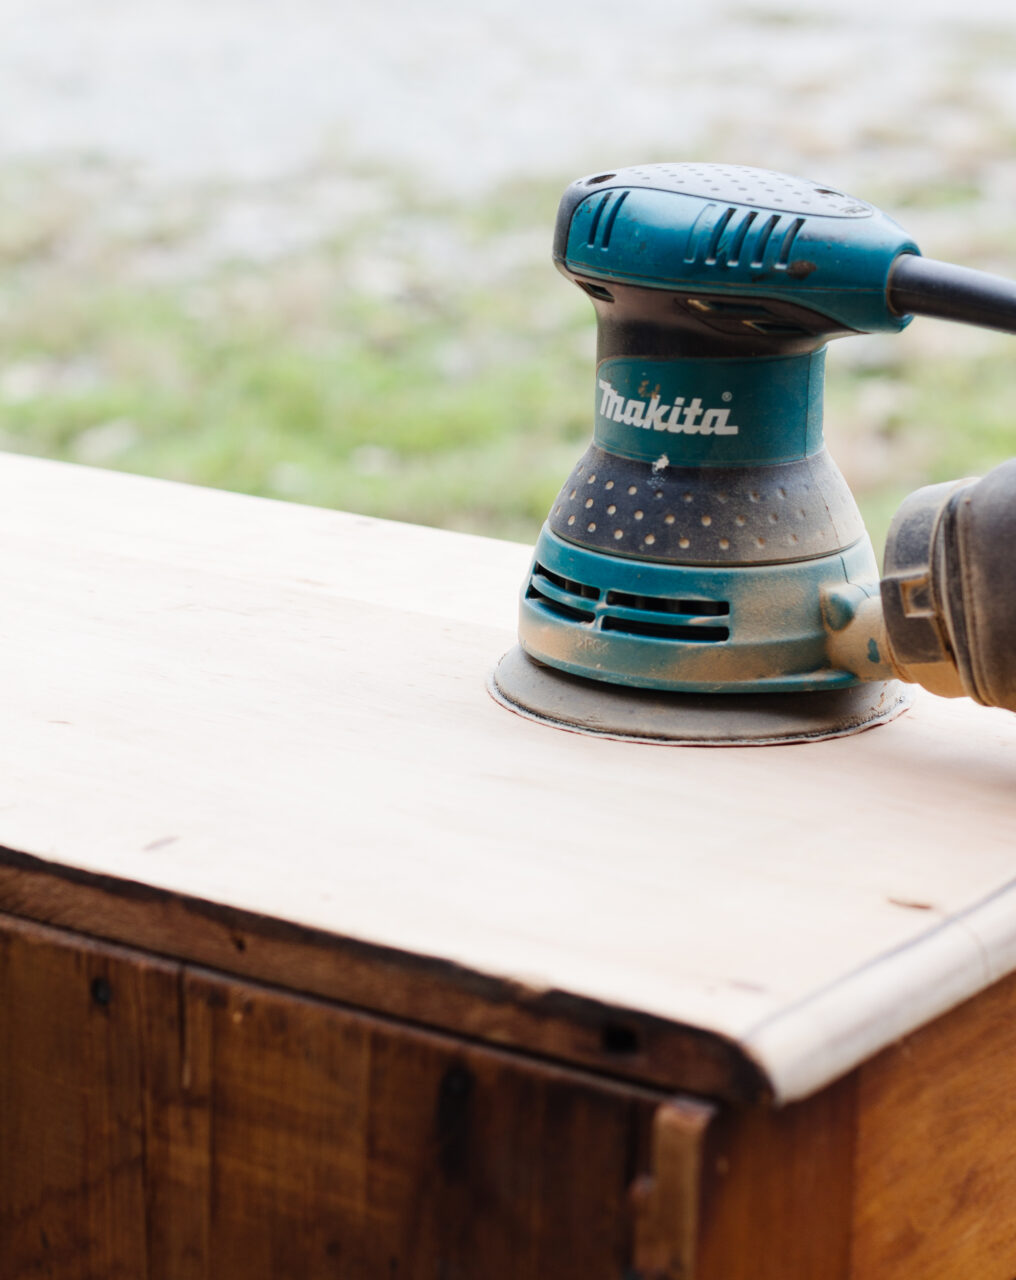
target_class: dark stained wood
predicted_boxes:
[0,911,668,1280]
[626,1075,859,1280]
[0,916,155,1279]
[140,966,213,1279]
[694,1074,856,1280]
[0,846,768,1104]
[10,888,1016,1277]
[627,1076,856,1280]
[853,970,1016,1279]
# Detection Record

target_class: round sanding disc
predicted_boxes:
[489,646,912,746]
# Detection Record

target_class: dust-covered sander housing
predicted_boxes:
[490,164,1016,743]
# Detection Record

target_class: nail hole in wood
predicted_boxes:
[91,976,112,1007]
[601,1021,640,1054]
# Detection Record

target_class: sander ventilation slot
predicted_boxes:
[526,565,730,643]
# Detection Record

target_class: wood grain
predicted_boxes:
[0,915,157,1277]
[140,966,213,1279]
[9,906,1016,1277]
[853,970,1016,1279]
[632,1097,716,1279]
[630,1075,857,1280]
[695,1077,856,1280]
[0,846,766,1104]
[0,911,668,1279]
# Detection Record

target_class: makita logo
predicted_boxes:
[597,378,739,436]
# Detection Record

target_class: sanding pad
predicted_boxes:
[489,646,912,746]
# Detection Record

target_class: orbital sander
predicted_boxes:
[490,163,1016,744]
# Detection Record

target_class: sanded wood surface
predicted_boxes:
[0,453,1015,1101]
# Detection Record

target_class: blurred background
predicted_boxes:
[2,0,1016,551]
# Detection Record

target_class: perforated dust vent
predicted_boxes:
[548,446,865,565]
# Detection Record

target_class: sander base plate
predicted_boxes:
[490,646,912,746]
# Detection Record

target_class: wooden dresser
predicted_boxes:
[2,453,1015,1279]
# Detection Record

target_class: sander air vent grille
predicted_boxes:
[527,564,730,643]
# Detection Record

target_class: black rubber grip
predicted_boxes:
[889,254,1016,334]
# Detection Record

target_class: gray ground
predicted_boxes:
[4,0,1016,257]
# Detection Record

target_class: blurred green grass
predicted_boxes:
[1,159,1015,554]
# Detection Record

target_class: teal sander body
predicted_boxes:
[492,164,946,742]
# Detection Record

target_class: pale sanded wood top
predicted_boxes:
[1,452,1015,1102]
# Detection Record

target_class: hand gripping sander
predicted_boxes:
[490,163,1016,744]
